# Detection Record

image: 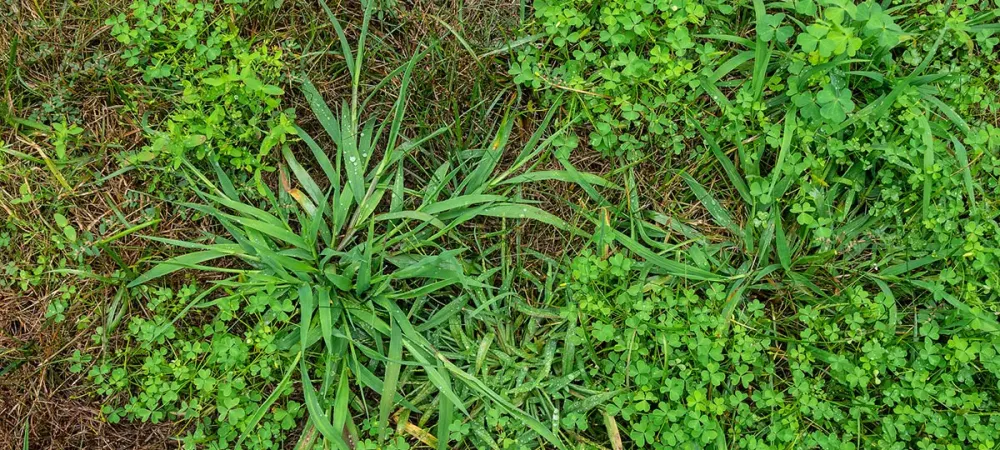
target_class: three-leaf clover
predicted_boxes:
[759,13,794,42]
[816,86,855,123]
[797,24,830,53]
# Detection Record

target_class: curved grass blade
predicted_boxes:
[128,250,232,288]
[680,171,740,236]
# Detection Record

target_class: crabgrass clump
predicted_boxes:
[108,7,582,449]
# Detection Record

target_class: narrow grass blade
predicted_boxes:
[383,51,421,161]
[709,50,754,82]
[382,300,471,416]
[775,211,791,271]
[319,1,355,77]
[417,296,469,332]
[236,351,302,450]
[912,280,1000,333]
[879,255,943,277]
[436,365,455,450]
[428,14,482,68]
[317,287,336,356]
[95,219,161,246]
[300,78,343,145]
[478,33,544,58]
[421,194,506,215]
[750,14,770,102]
[699,76,732,111]
[282,146,324,207]
[949,135,976,211]
[436,353,565,449]
[341,102,365,205]
[376,211,447,229]
[500,170,621,190]
[332,365,353,438]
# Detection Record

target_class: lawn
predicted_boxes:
[2,0,1000,449]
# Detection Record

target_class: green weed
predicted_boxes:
[108,0,292,176]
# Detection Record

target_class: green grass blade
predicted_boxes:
[436,363,455,450]
[464,110,513,194]
[128,250,231,288]
[479,203,575,233]
[435,355,565,449]
[375,211,447,229]
[680,172,740,236]
[378,321,403,443]
[300,78,343,145]
[709,50,754,82]
[318,287,336,356]
[912,280,1000,333]
[299,285,350,450]
[383,51,421,162]
[319,1,355,77]
[949,135,976,211]
[282,146,324,206]
[500,170,621,190]
[768,109,796,197]
[920,117,934,222]
[699,76,732,111]
[236,351,302,450]
[421,194,507,215]
[332,365,352,437]
[750,0,770,102]
[611,229,723,281]
[690,119,751,204]
[775,211,791,271]
[381,300,470,416]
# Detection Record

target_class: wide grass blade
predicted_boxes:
[378,321,403,443]
[690,119,751,204]
[768,109,796,197]
[479,203,575,233]
[299,286,351,450]
[464,111,513,194]
[611,229,724,281]
[128,250,233,287]
[681,171,741,237]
